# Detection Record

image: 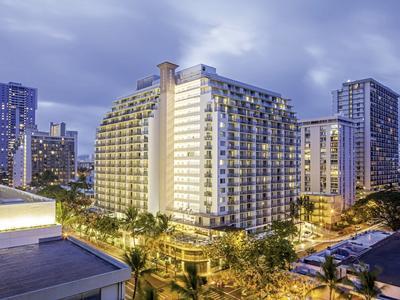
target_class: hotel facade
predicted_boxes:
[95,63,299,232]
[332,79,399,192]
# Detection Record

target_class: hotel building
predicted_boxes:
[0,82,37,181]
[300,116,355,225]
[332,79,399,192]
[95,62,299,232]
[12,122,77,187]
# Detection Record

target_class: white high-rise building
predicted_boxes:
[95,62,299,232]
[332,79,399,191]
[300,116,355,209]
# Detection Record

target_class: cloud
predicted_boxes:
[1,0,400,154]
[180,24,257,67]
[2,18,74,41]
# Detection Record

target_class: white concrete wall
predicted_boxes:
[0,201,56,231]
[148,109,160,214]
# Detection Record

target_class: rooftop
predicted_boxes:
[300,114,355,126]
[0,198,25,205]
[340,78,400,97]
[358,232,400,287]
[0,237,128,299]
[299,230,391,267]
[0,185,53,204]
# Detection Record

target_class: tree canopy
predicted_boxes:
[344,191,400,230]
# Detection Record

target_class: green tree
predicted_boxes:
[205,231,249,271]
[171,263,207,300]
[350,264,383,300]
[261,231,297,271]
[124,247,156,300]
[362,191,400,231]
[296,195,307,241]
[206,220,297,291]
[123,206,139,231]
[37,184,67,201]
[32,170,58,187]
[288,198,300,223]
[270,219,298,242]
[136,212,157,244]
[56,200,74,232]
[123,206,140,246]
[139,285,158,300]
[154,212,174,236]
[303,197,315,223]
[309,256,346,300]
[94,215,120,242]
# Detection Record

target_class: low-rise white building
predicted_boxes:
[0,185,130,300]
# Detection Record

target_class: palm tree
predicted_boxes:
[136,212,157,245]
[171,263,207,300]
[123,206,139,247]
[141,286,157,300]
[57,200,74,233]
[350,264,382,300]
[155,212,174,236]
[296,196,305,241]
[124,247,156,300]
[308,256,345,300]
[303,197,315,223]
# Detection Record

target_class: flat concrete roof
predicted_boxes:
[0,185,54,204]
[0,238,128,299]
[0,198,25,205]
[359,232,400,287]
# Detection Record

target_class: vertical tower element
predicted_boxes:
[158,62,179,212]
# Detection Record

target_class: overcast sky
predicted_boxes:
[1,0,399,155]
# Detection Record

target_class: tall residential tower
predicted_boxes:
[332,79,399,192]
[0,82,37,180]
[12,123,77,187]
[95,63,299,232]
[300,116,355,226]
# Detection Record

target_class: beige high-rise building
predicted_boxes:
[299,115,355,226]
[95,62,299,232]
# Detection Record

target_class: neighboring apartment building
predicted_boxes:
[12,123,77,187]
[0,185,130,300]
[300,116,355,224]
[0,82,37,180]
[332,79,399,192]
[95,62,299,232]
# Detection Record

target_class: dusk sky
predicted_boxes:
[1,0,399,155]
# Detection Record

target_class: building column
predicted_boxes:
[157,62,178,213]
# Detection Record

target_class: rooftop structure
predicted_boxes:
[295,230,390,273]
[0,185,56,233]
[294,230,400,299]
